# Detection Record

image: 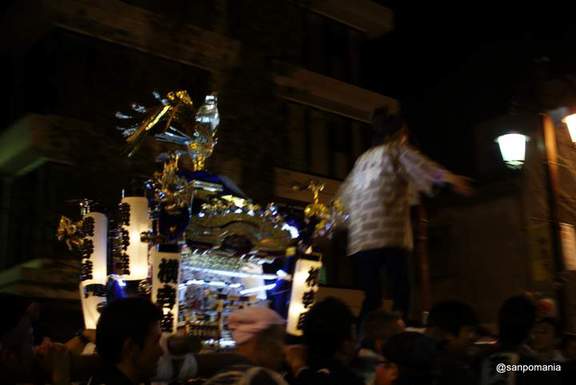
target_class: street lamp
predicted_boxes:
[562,113,576,143]
[495,133,529,169]
[494,109,576,330]
[494,119,567,327]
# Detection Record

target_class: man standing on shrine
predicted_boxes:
[336,107,472,323]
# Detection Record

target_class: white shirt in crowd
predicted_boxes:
[337,141,449,256]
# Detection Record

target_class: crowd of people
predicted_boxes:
[2,292,576,385]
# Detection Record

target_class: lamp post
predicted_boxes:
[541,113,566,326]
[496,113,572,328]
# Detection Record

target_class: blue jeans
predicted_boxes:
[353,247,411,322]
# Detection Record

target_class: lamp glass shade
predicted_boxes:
[496,133,528,168]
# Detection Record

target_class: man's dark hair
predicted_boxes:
[498,295,536,347]
[371,106,391,122]
[427,300,478,337]
[382,332,437,385]
[302,297,355,361]
[96,297,163,364]
[371,106,404,146]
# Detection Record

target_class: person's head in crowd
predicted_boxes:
[228,306,286,370]
[371,107,407,146]
[498,295,536,349]
[425,300,478,351]
[302,297,357,365]
[361,310,405,353]
[381,332,437,385]
[562,333,576,361]
[96,297,163,383]
[530,317,561,354]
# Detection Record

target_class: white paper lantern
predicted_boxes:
[78,211,108,329]
[81,212,108,286]
[496,133,529,168]
[80,283,107,329]
[121,197,152,280]
[286,257,322,336]
[151,247,181,333]
[563,113,576,143]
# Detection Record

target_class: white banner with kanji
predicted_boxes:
[151,248,181,333]
[287,257,322,336]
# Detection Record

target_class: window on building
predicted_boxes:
[283,102,371,179]
[301,12,365,86]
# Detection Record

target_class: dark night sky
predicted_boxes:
[363,1,576,176]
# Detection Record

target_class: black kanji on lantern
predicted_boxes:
[161,311,174,332]
[302,290,315,309]
[157,258,179,283]
[157,285,176,309]
[305,267,320,287]
[80,239,94,258]
[82,216,95,237]
[121,229,130,250]
[84,284,106,298]
[297,311,308,330]
[119,203,130,226]
[80,259,94,281]
[117,253,130,275]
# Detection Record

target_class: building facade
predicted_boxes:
[0,1,398,302]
